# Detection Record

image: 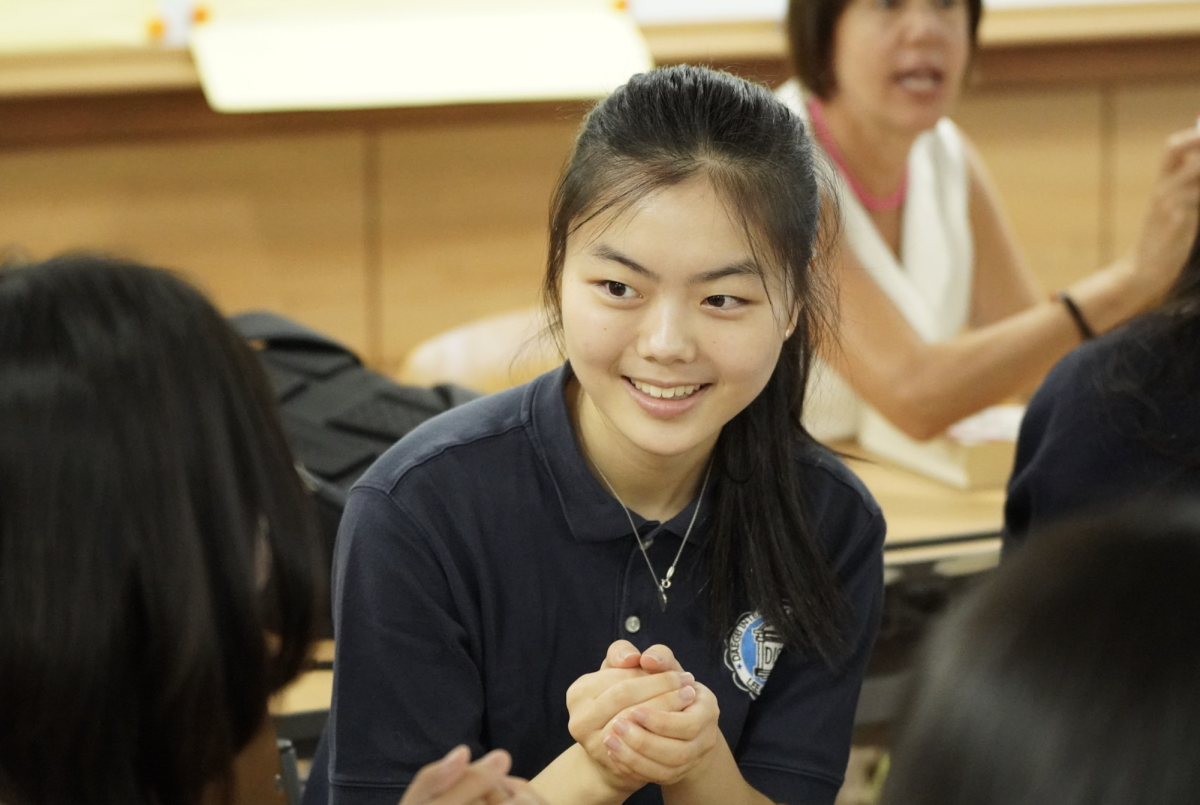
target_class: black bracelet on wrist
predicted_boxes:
[1056,290,1096,341]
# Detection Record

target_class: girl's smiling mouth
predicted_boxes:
[627,377,708,400]
[623,375,712,419]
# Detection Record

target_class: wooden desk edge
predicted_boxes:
[884,537,1002,567]
[270,668,332,717]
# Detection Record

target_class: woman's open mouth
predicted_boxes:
[895,68,944,94]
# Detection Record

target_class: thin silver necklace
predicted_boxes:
[592,458,713,612]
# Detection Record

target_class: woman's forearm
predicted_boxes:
[833,252,1162,440]
[841,127,1200,441]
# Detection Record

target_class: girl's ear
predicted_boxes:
[785,304,800,339]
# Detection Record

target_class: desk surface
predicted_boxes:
[271,667,332,718]
[838,445,1005,568]
[840,448,1004,543]
[837,443,1005,574]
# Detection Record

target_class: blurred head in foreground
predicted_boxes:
[882,500,1200,805]
[0,254,322,805]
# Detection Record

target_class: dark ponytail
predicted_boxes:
[543,65,849,661]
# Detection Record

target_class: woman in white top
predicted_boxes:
[783,0,1200,441]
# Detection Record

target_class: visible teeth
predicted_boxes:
[631,379,703,399]
[899,74,938,91]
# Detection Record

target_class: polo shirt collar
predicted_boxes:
[530,363,715,545]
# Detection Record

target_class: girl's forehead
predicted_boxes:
[576,187,792,278]
[573,179,751,251]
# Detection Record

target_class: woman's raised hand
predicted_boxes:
[1130,128,1200,301]
[566,641,722,790]
[398,746,547,805]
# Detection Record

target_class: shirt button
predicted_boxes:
[624,616,642,634]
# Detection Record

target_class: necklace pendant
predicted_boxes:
[657,587,668,612]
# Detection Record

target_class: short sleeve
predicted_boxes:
[737,483,886,805]
[321,485,485,805]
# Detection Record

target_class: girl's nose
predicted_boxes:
[637,300,697,364]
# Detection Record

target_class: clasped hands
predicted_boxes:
[566,640,721,795]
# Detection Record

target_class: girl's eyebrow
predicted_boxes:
[591,244,760,284]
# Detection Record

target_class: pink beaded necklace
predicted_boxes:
[806,96,908,213]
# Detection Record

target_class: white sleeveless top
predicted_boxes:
[776,80,975,441]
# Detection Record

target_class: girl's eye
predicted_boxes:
[603,281,636,299]
[705,295,744,309]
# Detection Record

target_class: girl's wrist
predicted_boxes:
[660,733,772,805]
[531,743,636,805]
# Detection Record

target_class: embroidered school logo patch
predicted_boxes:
[724,611,784,699]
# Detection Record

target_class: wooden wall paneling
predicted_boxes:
[954,87,1103,294]
[972,38,1200,90]
[0,132,370,357]
[377,115,583,373]
[1111,82,1200,266]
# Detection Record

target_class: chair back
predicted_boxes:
[396,307,561,394]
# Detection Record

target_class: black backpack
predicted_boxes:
[230,312,479,632]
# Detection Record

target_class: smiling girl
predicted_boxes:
[784,0,1200,441]
[311,65,884,805]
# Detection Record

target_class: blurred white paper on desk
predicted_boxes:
[0,0,156,52]
[944,404,1025,445]
[859,405,1025,490]
[190,0,652,113]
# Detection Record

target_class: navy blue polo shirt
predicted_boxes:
[317,365,884,805]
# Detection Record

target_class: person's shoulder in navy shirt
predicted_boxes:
[1005,316,1200,550]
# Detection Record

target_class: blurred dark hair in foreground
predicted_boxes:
[883,498,1200,805]
[0,253,323,805]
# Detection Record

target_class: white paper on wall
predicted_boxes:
[190,4,653,112]
[0,0,157,51]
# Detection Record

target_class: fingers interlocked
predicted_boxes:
[567,640,723,790]
[602,681,721,786]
